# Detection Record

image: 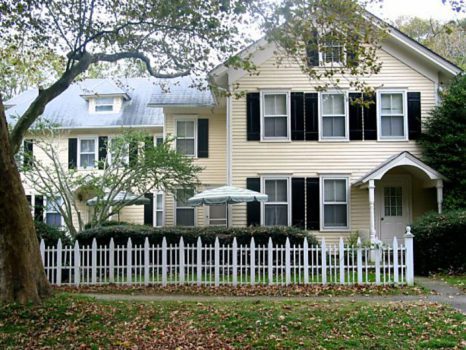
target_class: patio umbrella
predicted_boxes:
[187,185,268,227]
[86,191,150,222]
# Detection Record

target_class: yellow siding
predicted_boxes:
[229,47,438,243]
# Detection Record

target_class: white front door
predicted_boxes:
[376,176,412,243]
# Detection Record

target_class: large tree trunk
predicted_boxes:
[0,96,51,304]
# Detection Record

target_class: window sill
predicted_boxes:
[320,227,351,232]
[260,138,291,143]
[319,138,350,143]
[377,138,409,142]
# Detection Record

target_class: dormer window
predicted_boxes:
[94,97,114,112]
[320,40,345,66]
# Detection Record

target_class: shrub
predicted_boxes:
[35,221,73,246]
[412,210,466,275]
[76,225,318,247]
[84,220,130,230]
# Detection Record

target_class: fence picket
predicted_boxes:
[285,238,291,286]
[375,247,381,285]
[393,237,399,284]
[126,238,132,285]
[179,237,185,285]
[250,238,255,286]
[144,238,150,286]
[73,241,80,286]
[162,237,167,287]
[214,237,220,287]
[91,239,97,284]
[321,239,327,285]
[196,237,202,287]
[303,238,309,284]
[56,239,62,286]
[232,238,238,287]
[339,238,345,284]
[357,238,363,284]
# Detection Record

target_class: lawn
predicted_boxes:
[0,294,464,349]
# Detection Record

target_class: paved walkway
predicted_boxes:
[82,278,465,313]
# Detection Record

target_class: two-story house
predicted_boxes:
[6,23,461,244]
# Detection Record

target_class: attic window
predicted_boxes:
[94,97,114,112]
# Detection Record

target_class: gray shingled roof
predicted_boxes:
[5,76,214,129]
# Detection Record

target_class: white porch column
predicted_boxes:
[369,180,376,243]
[436,180,443,214]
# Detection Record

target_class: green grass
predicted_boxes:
[0,293,464,349]
[432,274,466,290]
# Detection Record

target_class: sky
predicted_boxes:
[367,0,465,22]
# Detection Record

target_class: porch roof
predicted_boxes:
[354,151,447,187]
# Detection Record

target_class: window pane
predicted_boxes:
[264,117,287,137]
[177,121,194,138]
[323,94,344,115]
[384,186,403,217]
[324,204,347,227]
[210,204,226,220]
[176,189,194,207]
[264,94,286,115]
[265,204,288,226]
[381,93,403,115]
[81,154,95,168]
[46,213,62,227]
[156,194,163,209]
[324,179,346,202]
[156,211,163,226]
[381,116,404,137]
[265,179,287,202]
[81,139,95,153]
[176,139,195,155]
[95,105,113,112]
[323,116,345,137]
[176,209,194,226]
[96,97,114,105]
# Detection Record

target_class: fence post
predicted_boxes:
[268,238,273,285]
[303,237,309,284]
[357,238,363,284]
[109,238,115,283]
[285,237,291,286]
[404,226,414,286]
[40,239,45,264]
[250,237,255,286]
[339,238,345,284]
[375,246,381,285]
[91,238,97,284]
[321,239,327,285]
[232,237,238,287]
[162,237,167,287]
[126,238,132,285]
[74,241,80,286]
[196,237,202,286]
[214,237,220,287]
[56,239,62,286]
[179,237,185,285]
[144,237,150,286]
[393,237,399,284]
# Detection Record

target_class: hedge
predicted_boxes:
[76,225,318,246]
[35,221,73,246]
[412,210,466,275]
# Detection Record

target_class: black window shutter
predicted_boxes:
[68,138,78,169]
[291,178,305,229]
[98,136,108,170]
[34,195,44,222]
[291,92,305,140]
[246,93,260,141]
[408,92,421,140]
[305,93,319,140]
[306,30,319,67]
[363,93,377,140]
[246,178,261,226]
[197,118,209,158]
[23,139,33,168]
[349,93,363,140]
[306,178,320,230]
[144,193,154,226]
[129,141,138,167]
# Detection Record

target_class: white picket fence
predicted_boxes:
[40,230,414,287]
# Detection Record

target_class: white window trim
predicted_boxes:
[154,191,165,227]
[77,136,98,170]
[319,91,349,141]
[174,117,198,157]
[260,90,291,142]
[377,89,409,141]
[93,96,115,113]
[174,190,196,227]
[260,176,292,227]
[320,175,351,231]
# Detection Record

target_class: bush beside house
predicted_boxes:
[76,224,317,246]
[412,210,466,275]
[35,221,72,246]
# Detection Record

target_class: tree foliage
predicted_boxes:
[394,16,465,69]
[21,130,202,235]
[419,75,466,209]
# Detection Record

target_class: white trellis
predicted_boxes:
[40,227,415,287]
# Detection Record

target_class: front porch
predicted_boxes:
[355,152,446,244]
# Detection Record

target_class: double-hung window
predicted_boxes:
[95,97,114,112]
[262,178,290,226]
[154,192,164,227]
[46,197,63,227]
[321,93,348,140]
[261,92,290,140]
[78,138,97,169]
[176,120,196,156]
[320,38,345,66]
[321,177,349,229]
[378,91,407,140]
[175,189,195,226]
